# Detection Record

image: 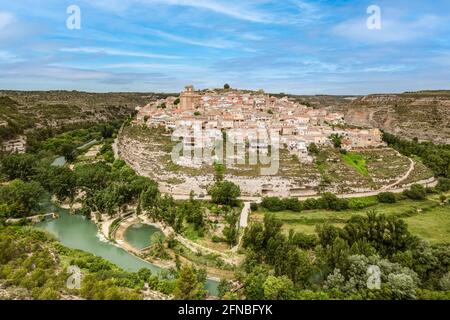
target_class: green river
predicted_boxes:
[36,203,218,295]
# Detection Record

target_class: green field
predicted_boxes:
[253,195,450,244]
[341,152,369,176]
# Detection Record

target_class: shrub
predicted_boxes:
[211,235,224,243]
[317,193,349,211]
[302,198,318,210]
[283,198,302,212]
[349,196,379,209]
[250,202,258,212]
[292,232,318,249]
[377,192,397,204]
[261,197,286,212]
[307,143,319,155]
[404,184,427,200]
[435,178,450,192]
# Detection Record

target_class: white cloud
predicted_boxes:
[98,62,206,72]
[83,0,273,23]
[361,65,412,73]
[60,47,181,59]
[239,32,264,41]
[146,29,238,48]
[0,50,24,63]
[0,11,15,30]
[1,65,110,81]
[147,0,271,23]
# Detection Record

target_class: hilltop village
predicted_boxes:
[135,85,385,163]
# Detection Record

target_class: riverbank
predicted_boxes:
[97,213,237,281]
[95,214,176,270]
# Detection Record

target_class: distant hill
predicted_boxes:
[328,92,450,144]
[0,90,170,145]
[1,89,448,146]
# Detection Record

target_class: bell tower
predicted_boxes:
[179,85,200,110]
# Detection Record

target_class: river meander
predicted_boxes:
[35,202,218,295]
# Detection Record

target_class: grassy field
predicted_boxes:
[341,152,369,176]
[252,195,450,244]
[404,206,450,244]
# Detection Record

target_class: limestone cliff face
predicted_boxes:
[335,93,450,144]
[116,129,323,197]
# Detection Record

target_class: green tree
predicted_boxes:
[75,162,111,193]
[217,279,232,298]
[263,275,294,300]
[261,197,285,212]
[141,183,160,212]
[173,265,207,300]
[223,209,239,246]
[308,143,319,155]
[377,192,397,203]
[403,184,427,200]
[0,153,38,181]
[40,166,77,202]
[343,211,417,257]
[329,133,343,149]
[0,179,45,216]
[209,180,241,206]
[214,162,225,182]
[439,271,450,290]
[61,143,77,162]
[388,273,418,300]
[149,232,166,258]
[243,266,268,300]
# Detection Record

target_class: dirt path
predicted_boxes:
[381,155,415,191]
[239,202,250,228]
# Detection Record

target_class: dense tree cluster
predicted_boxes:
[0,226,212,300]
[383,132,450,178]
[0,227,143,300]
[0,151,158,220]
[0,179,45,217]
[260,193,351,212]
[235,211,450,300]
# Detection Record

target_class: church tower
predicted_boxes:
[179,85,201,110]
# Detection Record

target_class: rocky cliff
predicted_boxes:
[333,92,450,144]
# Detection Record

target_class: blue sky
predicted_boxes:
[0,0,449,94]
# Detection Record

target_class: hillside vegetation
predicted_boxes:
[0,91,171,146]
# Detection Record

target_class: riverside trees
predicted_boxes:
[209,180,241,206]
[239,210,450,300]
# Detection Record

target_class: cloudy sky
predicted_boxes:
[0,0,449,94]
